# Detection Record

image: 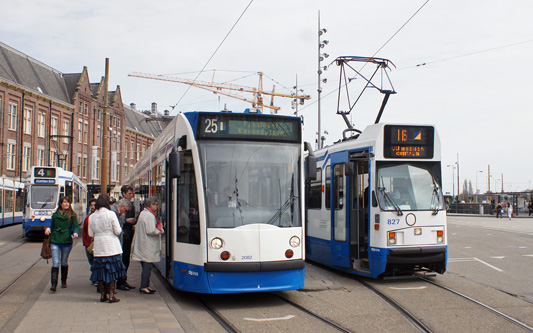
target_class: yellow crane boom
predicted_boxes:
[128,71,310,113]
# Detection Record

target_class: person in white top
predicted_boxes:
[88,194,127,303]
[131,197,164,294]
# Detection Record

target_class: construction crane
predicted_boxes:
[128,71,311,113]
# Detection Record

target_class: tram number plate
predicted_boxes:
[241,255,253,260]
[387,219,400,225]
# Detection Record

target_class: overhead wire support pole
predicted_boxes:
[101,58,110,195]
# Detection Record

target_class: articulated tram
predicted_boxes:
[0,178,24,227]
[126,110,314,293]
[306,123,447,278]
[23,166,87,239]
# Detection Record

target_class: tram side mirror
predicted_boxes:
[304,142,317,181]
[168,148,181,179]
[306,155,317,181]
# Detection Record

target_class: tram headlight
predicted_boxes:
[437,230,444,243]
[414,228,422,235]
[210,237,224,250]
[289,236,300,248]
[40,216,46,222]
[388,232,396,245]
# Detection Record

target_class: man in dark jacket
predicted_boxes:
[117,185,137,290]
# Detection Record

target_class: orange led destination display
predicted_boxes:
[383,125,434,158]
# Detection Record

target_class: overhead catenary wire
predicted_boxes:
[170,0,255,113]
[396,39,533,71]
[299,0,430,114]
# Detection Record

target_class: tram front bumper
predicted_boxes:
[387,246,446,264]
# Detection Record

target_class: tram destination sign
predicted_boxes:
[34,167,56,178]
[383,125,434,159]
[197,113,300,143]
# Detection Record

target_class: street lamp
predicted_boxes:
[317,12,328,149]
[475,170,483,203]
[446,164,456,201]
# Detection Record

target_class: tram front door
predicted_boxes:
[348,152,370,272]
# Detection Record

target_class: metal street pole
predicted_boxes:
[101,58,110,195]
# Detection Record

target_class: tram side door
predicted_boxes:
[164,160,175,281]
[348,151,370,272]
[330,160,351,268]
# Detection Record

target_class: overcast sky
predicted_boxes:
[2,0,532,194]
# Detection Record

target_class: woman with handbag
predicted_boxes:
[44,196,79,292]
[131,197,164,294]
[88,194,127,303]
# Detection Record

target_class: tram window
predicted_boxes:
[307,167,322,209]
[177,150,200,244]
[333,164,344,210]
[5,190,13,213]
[325,166,331,209]
[0,189,3,213]
[333,164,346,241]
[16,190,24,212]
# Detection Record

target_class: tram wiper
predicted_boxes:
[431,178,441,215]
[267,195,298,225]
[377,185,402,217]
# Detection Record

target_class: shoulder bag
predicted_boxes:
[41,235,52,261]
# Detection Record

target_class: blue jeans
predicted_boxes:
[140,262,153,289]
[51,243,73,268]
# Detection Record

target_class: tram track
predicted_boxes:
[195,294,241,333]
[419,277,533,332]
[0,257,42,298]
[357,275,533,333]
[356,278,433,333]
[272,292,353,332]
[194,292,354,333]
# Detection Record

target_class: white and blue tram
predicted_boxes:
[306,124,447,278]
[126,110,315,293]
[23,166,87,239]
[0,178,24,227]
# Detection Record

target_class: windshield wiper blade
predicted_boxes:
[378,187,403,216]
[431,178,441,215]
[267,195,298,225]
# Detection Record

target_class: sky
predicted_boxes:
[1,0,532,195]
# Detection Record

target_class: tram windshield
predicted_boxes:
[376,162,444,212]
[30,185,59,209]
[199,141,301,228]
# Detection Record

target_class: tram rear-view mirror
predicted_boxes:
[169,149,180,179]
[306,155,317,181]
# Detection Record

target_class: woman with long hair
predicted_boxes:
[44,196,79,292]
[88,194,127,303]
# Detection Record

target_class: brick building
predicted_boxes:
[0,42,170,189]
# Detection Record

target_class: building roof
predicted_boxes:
[0,42,171,140]
[123,104,173,139]
[0,42,71,104]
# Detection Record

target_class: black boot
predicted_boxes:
[98,281,108,302]
[50,267,59,292]
[61,265,68,288]
[109,281,120,303]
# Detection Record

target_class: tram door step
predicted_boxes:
[351,259,370,272]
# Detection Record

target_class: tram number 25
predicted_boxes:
[387,219,400,225]
[204,118,220,133]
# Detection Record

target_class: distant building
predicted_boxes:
[0,41,171,187]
